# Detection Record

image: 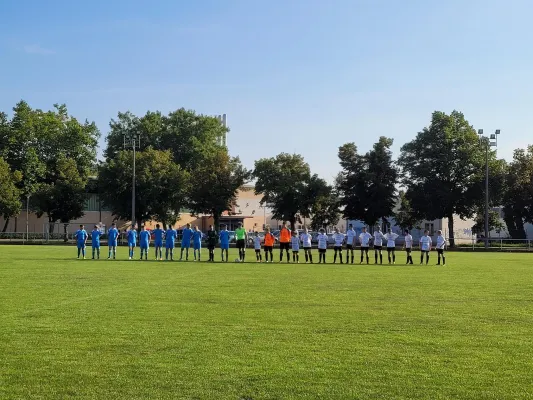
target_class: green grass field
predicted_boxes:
[1,246,532,400]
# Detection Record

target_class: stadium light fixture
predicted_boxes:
[477,129,501,249]
[123,131,141,230]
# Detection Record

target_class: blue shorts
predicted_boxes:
[193,242,201,250]
[109,240,117,247]
[128,242,136,248]
[92,243,100,249]
[155,240,163,248]
[140,244,149,250]
[166,242,175,249]
[181,242,190,249]
[220,243,229,250]
[77,242,86,249]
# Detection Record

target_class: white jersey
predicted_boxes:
[420,235,432,251]
[404,234,413,249]
[291,236,300,251]
[436,236,446,250]
[373,231,385,246]
[333,233,345,247]
[317,233,328,249]
[254,236,262,250]
[346,229,356,245]
[359,232,372,247]
[300,233,312,248]
[384,233,399,248]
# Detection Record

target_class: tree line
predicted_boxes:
[1,102,532,245]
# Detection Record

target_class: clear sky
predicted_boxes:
[1,0,532,181]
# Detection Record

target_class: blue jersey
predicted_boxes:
[140,231,150,248]
[91,230,101,247]
[127,230,137,244]
[182,228,193,243]
[108,228,119,242]
[75,229,88,243]
[219,230,230,246]
[192,230,202,244]
[153,228,165,244]
[166,229,177,244]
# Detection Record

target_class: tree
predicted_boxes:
[502,146,533,239]
[99,148,189,227]
[471,207,505,236]
[187,150,251,230]
[337,137,398,228]
[398,111,502,247]
[104,109,227,170]
[0,157,22,232]
[394,190,420,230]
[253,153,312,231]
[32,156,87,237]
[29,104,99,233]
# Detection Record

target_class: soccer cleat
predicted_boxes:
[129,257,132,260]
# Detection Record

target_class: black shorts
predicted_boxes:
[255,249,261,253]
[405,248,412,253]
[303,247,312,252]
[374,245,382,250]
[208,244,215,250]
[280,242,290,251]
[387,247,395,251]
[334,246,342,251]
[292,250,299,254]
[319,248,327,254]
[264,246,273,252]
[437,249,444,254]
[346,244,354,250]
[237,239,245,249]
[361,246,369,252]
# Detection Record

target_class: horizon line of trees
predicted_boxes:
[1,101,532,246]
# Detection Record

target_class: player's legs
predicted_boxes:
[392,248,395,263]
[426,251,430,265]
[365,248,369,263]
[420,251,424,264]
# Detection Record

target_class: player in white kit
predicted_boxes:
[359,227,372,264]
[419,230,432,265]
[383,228,399,264]
[436,230,446,266]
[300,227,313,263]
[373,226,386,264]
[403,230,414,264]
[291,231,300,263]
[317,228,328,264]
[253,231,263,262]
[345,224,356,264]
[333,228,345,264]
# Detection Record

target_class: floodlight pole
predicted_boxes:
[124,132,140,230]
[477,129,500,249]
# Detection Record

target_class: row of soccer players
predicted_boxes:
[247,224,446,265]
[74,222,446,265]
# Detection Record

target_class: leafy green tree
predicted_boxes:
[502,146,533,238]
[398,111,501,246]
[471,207,505,236]
[337,137,398,228]
[99,148,189,227]
[394,190,420,230]
[0,157,22,232]
[32,156,87,237]
[104,109,226,171]
[253,153,312,231]
[187,150,251,230]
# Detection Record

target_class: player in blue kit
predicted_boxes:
[139,226,150,260]
[219,224,230,262]
[127,226,137,260]
[180,223,193,261]
[91,225,102,259]
[107,223,119,259]
[75,224,88,259]
[152,224,165,261]
[165,225,177,261]
[192,226,202,261]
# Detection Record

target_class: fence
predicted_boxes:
[460,238,533,251]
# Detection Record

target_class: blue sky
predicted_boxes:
[1,0,532,181]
